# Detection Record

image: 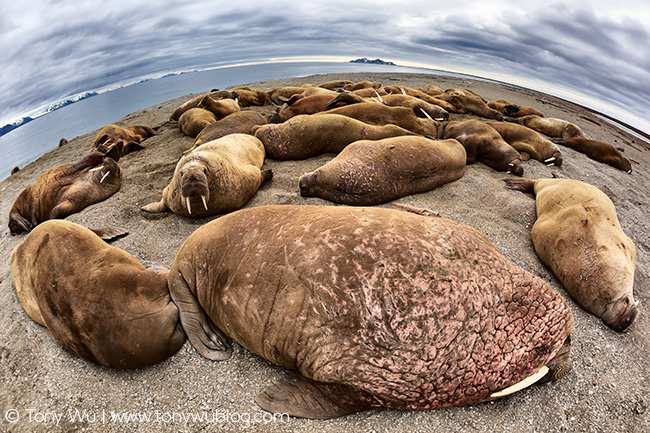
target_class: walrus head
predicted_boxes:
[180,161,210,215]
[506,158,524,176]
[298,172,318,197]
[601,293,639,332]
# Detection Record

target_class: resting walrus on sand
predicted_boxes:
[504,177,638,331]
[10,220,185,369]
[168,205,574,418]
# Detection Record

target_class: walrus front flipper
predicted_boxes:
[503,177,535,193]
[255,372,376,419]
[90,226,129,242]
[141,200,170,214]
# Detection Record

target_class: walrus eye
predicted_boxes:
[203,168,208,175]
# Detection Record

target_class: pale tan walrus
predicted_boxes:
[504,177,639,332]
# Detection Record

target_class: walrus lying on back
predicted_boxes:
[92,124,155,158]
[504,178,639,331]
[9,150,122,234]
[10,220,185,369]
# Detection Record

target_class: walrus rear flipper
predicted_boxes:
[90,226,129,242]
[121,140,145,155]
[255,371,376,419]
[8,209,33,235]
[503,178,535,193]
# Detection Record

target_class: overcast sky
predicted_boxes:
[1,0,649,133]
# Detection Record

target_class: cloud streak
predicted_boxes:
[1,0,649,133]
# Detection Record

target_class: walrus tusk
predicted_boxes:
[545,157,556,163]
[99,171,110,183]
[627,169,632,174]
[186,197,192,215]
[509,163,515,167]
[372,88,384,103]
[89,165,105,172]
[420,108,434,121]
[400,86,407,95]
[490,365,549,398]
[547,163,556,167]
[201,195,208,211]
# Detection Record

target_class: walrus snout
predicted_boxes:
[603,295,639,332]
[299,172,317,197]
[507,160,524,176]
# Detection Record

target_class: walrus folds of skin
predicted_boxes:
[299,136,466,205]
[442,120,524,175]
[170,90,239,121]
[253,113,416,160]
[509,115,588,139]
[91,124,155,158]
[9,220,186,369]
[486,121,562,166]
[141,134,270,218]
[168,205,574,418]
[8,152,122,234]
[192,111,267,149]
[504,178,639,332]
[178,107,217,138]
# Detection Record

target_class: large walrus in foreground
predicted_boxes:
[8,151,123,234]
[504,178,638,331]
[299,136,466,205]
[141,134,271,218]
[168,205,574,418]
[10,220,186,369]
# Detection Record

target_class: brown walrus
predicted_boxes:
[170,90,239,121]
[488,99,544,118]
[192,111,267,149]
[91,123,155,157]
[326,92,449,121]
[141,134,271,218]
[299,136,466,205]
[383,85,457,112]
[440,93,503,120]
[252,113,416,160]
[178,107,217,138]
[199,95,240,118]
[317,79,354,90]
[508,115,588,139]
[229,86,272,106]
[8,151,122,234]
[552,137,632,173]
[278,94,341,121]
[10,220,185,369]
[504,178,638,332]
[486,121,562,166]
[168,205,574,418]
[441,120,524,175]
[325,102,440,136]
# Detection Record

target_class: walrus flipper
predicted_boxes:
[140,200,170,214]
[90,226,129,242]
[8,210,33,235]
[254,371,375,419]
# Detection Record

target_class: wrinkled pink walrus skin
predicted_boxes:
[169,205,574,417]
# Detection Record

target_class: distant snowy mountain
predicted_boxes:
[0,91,98,137]
[350,57,396,66]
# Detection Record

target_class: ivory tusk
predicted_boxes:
[506,171,512,174]
[89,165,105,172]
[186,197,192,215]
[420,108,434,121]
[100,171,110,183]
[508,163,515,167]
[400,86,407,95]
[490,365,549,398]
[544,157,556,163]
[201,195,208,210]
[546,163,556,166]
[372,88,384,103]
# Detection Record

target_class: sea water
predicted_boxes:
[0,61,465,181]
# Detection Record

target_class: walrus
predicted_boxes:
[441,94,503,120]
[199,95,240,119]
[504,178,638,332]
[91,123,155,157]
[267,86,313,104]
[325,103,440,137]
[192,111,267,149]
[552,137,632,173]
[342,81,382,91]
[178,107,217,138]
[9,150,122,234]
[229,86,272,106]
[278,94,341,121]
[10,220,186,369]
[299,136,466,205]
[486,121,562,166]
[383,85,457,112]
[141,134,271,218]
[170,90,239,121]
[488,99,544,118]
[508,115,588,139]
[168,205,574,418]
[441,120,524,175]
[317,79,354,90]
[11,166,20,175]
[252,113,416,160]
[326,92,449,121]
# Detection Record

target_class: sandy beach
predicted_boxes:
[0,72,648,433]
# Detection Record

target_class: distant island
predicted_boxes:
[0,91,98,138]
[350,58,396,66]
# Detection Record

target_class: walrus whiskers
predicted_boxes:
[99,171,110,183]
[490,365,549,398]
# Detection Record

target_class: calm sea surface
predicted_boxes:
[0,61,464,181]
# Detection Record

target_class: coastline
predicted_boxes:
[0,72,648,433]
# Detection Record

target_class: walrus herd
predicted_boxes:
[7,75,641,419]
